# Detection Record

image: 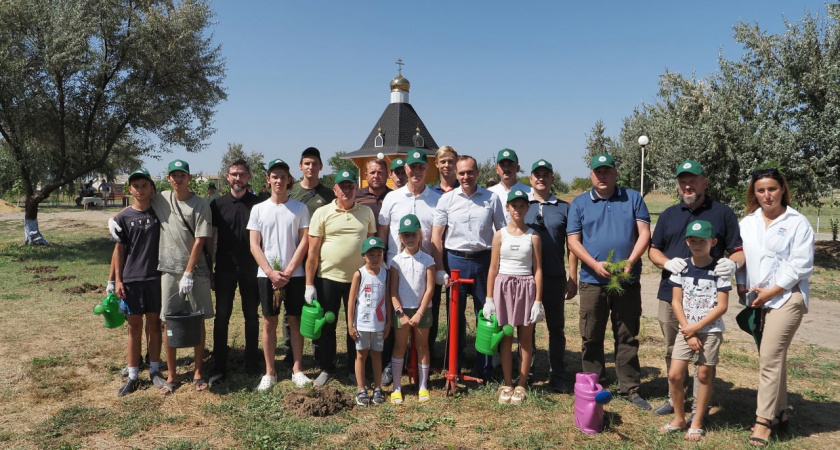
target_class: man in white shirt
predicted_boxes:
[432,155,505,379]
[487,148,530,222]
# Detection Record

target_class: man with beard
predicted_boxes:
[647,159,744,418]
[209,159,262,381]
[356,159,392,220]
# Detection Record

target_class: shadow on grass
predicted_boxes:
[0,237,113,266]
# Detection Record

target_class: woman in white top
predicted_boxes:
[485,190,543,405]
[737,168,814,447]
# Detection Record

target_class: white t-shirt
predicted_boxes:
[488,181,531,223]
[378,185,441,262]
[353,266,388,332]
[246,198,310,278]
[389,249,435,309]
[498,228,534,276]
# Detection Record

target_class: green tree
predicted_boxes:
[571,177,591,192]
[321,151,359,188]
[0,0,226,245]
[583,120,614,165]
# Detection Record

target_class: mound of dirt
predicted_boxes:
[0,199,20,213]
[64,283,106,294]
[24,265,59,273]
[282,385,354,417]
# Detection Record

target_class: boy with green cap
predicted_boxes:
[660,220,730,441]
[347,236,391,405]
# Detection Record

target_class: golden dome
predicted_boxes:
[390,75,410,92]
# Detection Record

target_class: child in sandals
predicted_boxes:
[485,190,544,405]
[659,220,730,441]
[347,237,391,405]
[387,214,436,404]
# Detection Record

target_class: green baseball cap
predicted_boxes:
[391,158,406,171]
[685,220,714,239]
[361,236,386,254]
[497,148,518,163]
[267,158,289,172]
[128,169,153,183]
[676,159,704,176]
[167,159,190,174]
[398,214,422,233]
[507,189,529,203]
[406,149,428,165]
[334,169,357,184]
[531,159,553,173]
[590,153,615,170]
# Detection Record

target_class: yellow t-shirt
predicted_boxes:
[309,200,377,283]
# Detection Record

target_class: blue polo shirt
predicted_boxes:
[650,196,742,301]
[567,187,650,284]
[525,193,569,278]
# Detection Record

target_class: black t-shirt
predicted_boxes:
[650,197,743,301]
[114,207,161,282]
[210,192,261,274]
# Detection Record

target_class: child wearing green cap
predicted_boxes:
[485,189,544,405]
[660,220,730,441]
[387,214,436,404]
[347,236,391,405]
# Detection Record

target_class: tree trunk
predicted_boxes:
[23,196,49,246]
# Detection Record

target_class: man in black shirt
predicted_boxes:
[210,159,263,380]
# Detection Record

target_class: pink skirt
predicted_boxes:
[493,273,536,327]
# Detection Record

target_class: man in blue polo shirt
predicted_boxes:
[648,159,744,416]
[567,153,652,409]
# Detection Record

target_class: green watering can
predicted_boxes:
[299,299,336,340]
[475,311,514,355]
[93,293,126,328]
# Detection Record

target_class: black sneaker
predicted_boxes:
[551,378,572,394]
[654,400,675,415]
[624,393,652,410]
[117,378,139,397]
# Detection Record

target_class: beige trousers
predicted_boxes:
[756,290,806,420]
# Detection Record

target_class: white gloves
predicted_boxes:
[304,285,316,305]
[435,270,449,286]
[664,257,687,275]
[714,257,737,277]
[108,218,122,241]
[106,281,116,295]
[529,301,545,324]
[179,272,194,295]
[483,298,496,319]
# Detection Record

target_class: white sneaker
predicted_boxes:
[257,374,277,391]
[292,371,312,387]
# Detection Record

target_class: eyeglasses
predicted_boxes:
[751,167,780,180]
[536,214,545,228]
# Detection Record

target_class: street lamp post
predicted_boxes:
[638,135,649,194]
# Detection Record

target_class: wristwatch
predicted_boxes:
[395,308,404,318]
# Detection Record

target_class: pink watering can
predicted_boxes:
[574,372,612,433]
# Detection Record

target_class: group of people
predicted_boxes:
[105,145,814,445]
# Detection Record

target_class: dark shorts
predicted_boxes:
[258,276,306,317]
[119,279,162,315]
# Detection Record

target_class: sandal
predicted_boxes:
[390,391,403,404]
[160,381,177,396]
[355,390,370,406]
[685,428,705,441]
[511,386,527,405]
[749,420,774,447]
[659,423,687,434]
[193,378,208,392]
[498,386,514,404]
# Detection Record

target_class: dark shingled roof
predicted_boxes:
[344,102,439,158]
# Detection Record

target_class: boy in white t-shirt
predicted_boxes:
[660,220,730,441]
[247,159,311,391]
[347,237,391,405]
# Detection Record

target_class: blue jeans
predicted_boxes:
[445,250,491,374]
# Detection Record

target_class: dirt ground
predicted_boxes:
[2,208,838,350]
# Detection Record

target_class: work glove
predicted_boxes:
[304,285,316,305]
[108,218,122,242]
[106,281,116,295]
[529,301,545,324]
[482,298,496,320]
[664,257,687,275]
[435,270,449,286]
[714,257,737,278]
[179,272,194,295]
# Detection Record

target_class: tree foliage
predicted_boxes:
[0,0,226,231]
[592,4,840,209]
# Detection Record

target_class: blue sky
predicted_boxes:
[144,0,831,181]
